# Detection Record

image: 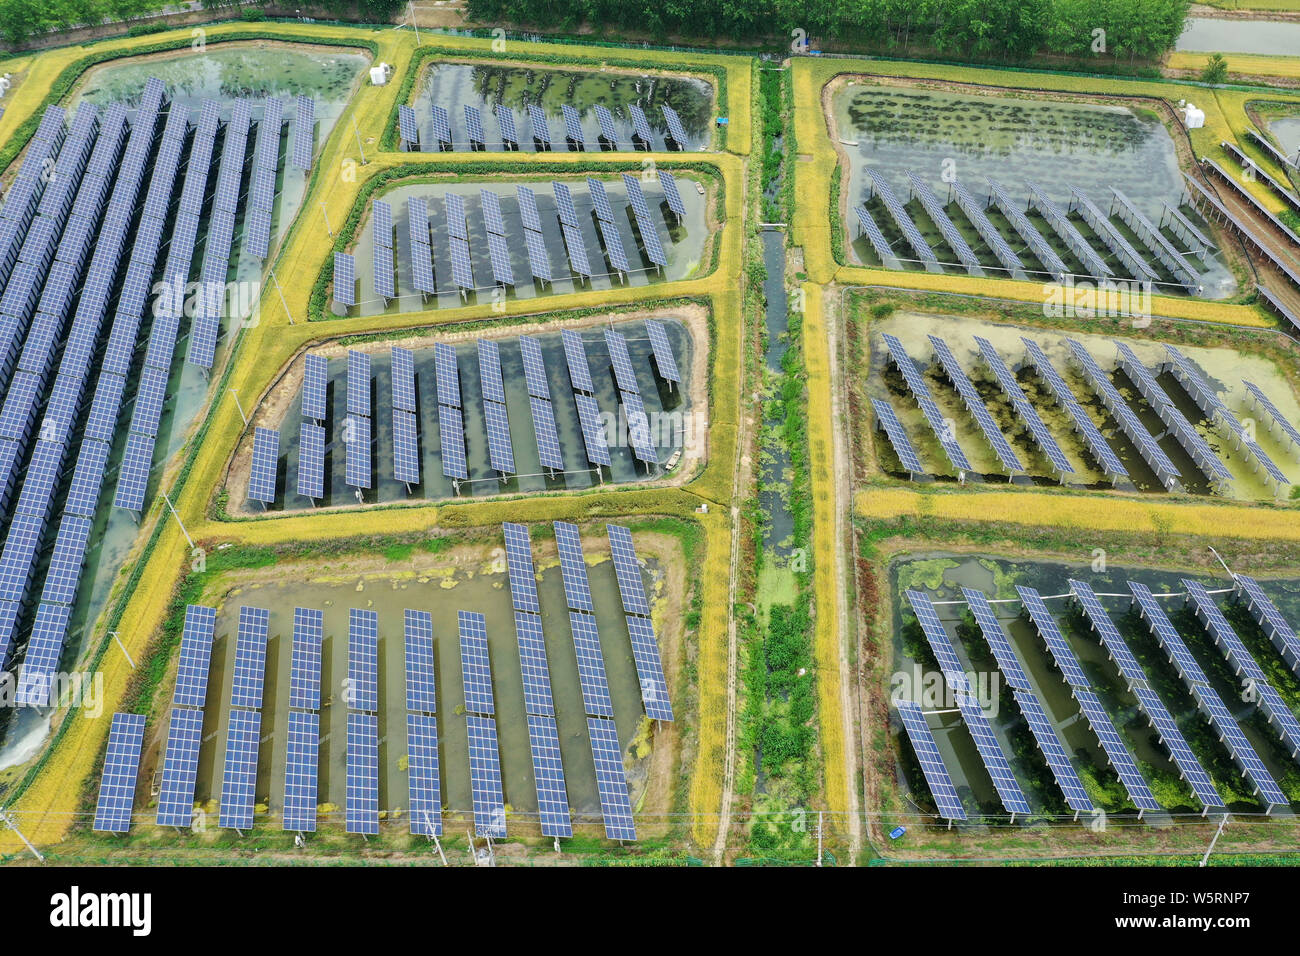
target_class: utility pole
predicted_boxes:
[110,631,135,669]
[229,389,248,426]
[816,811,824,866]
[408,1,421,44]
[1200,813,1229,867]
[160,492,194,550]
[352,116,368,165]
[269,268,294,324]
[320,201,334,237]
[0,809,44,863]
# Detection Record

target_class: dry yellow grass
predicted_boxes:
[687,514,733,847]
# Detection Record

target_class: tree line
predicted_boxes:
[464,0,1192,63]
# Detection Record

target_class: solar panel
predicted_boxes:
[515,610,555,717]
[464,104,485,146]
[348,608,379,712]
[467,714,506,837]
[561,103,585,147]
[894,699,966,820]
[928,335,1023,473]
[561,222,592,277]
[248,427,280,504]
[231,606,270,709]
[1255,682,1300,759]
[881,334,972,473]
[630,104,653,144]
[407,712,442,837]
[292,95,315,169]
[486,232,514,287]
[973,336,1073,476]
[93,712,146,832]
[1020,337,1127,479]
[283,711,319,832]
[67,439,109,516]
[632,208,668,267]
[587,716,636,840]
[431,343,461,408]
[599,219,630,274]
[513,335,548,400]
[553,522,595,611]
[132,365,168,438]
[1234,573,1300,663]
[345,414,372,489]
[529,395,565,471]
[412,238,437,295]
[384,346,416,415]
[604,329,639,394]
[660,104,687,147]
[515,187,544,237]
[459,610,494,714]
[373,242,396,299]
[333,252,356,306]
[562,329,595,393]
[155,708,205,827]
[1131,685,1224,809]
[218,709,262,830]
[608,525,651,616]
[1012,691,1094,813]
[595,104,619,147]
[430,105,451,149]
[483,400,516,474]
[297,421,325,500]
[642,320,681,385]
[41,516,92,607]
[290,607,324,710]
[569,610,615,717]
[346,350,371,418]
[1183,579,1267,682]
[404,608,437,714]
[1016,585,1090,687]
[439,404,468,480]
[503,522,541,613]
[574,393,612,466]
[587,178,615,223]
[173,605,217,709]
[871,399,924,474]
[345,712,380,835]
[961,588,1031,691]
[527,714,572,837]
[1243,381,1300,452]
[480,188,506,236]
[904,589,970,694]
[1068,579,1147,686]
[1192,684,1288,806]
[393,409,421,485]
[497,105,518,147]
[398,104,420,146]
[527,104,552,148]
[445,192,468,240]
[549,182,578,230]
[1073,689,1161,812]
[625,615,673,721]
[449,236,474,291]
[956,691,1030,815]
[986,180,1068,280]
[1128,581,1209,686]
[907,172,984,275]
[866,168,938,269]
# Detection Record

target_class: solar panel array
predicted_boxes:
[1013,690,1095,813]
[622,174,668,267]
[1073,689,1161,812]
[895,699,966,820]
[298,421,325,500]
[348,608,380,713]
[950,179,1027,279]
[956,691,1030,814]
[292,95,315,170]
[562,103,585,147]
[973,336,1073,478]
[1068,188,1157,282]
[630,104,654,145]
[174,605,217,708]
[871,398,924,474]
[431,105,452,149]
[464,104,485,146]
[660,104,688,147]
[905,590,970,694]
[290,607,324,710]
[881,333,972,472]
[1025,182,1111,280]
[467,714,506,837]
[604,329,657,464]
[1068,579,1148,686]
[93,712,147,832]
[407,712,443,837]
[595,104,619,147]
[247,427,280,504]
[1109,187,1200,292]
[459,610,495,715]
[853,205,901,269]
[588,716,636,839]
[333,252,357,306]
[928,334,1024,474]
[961,588,1031,691]
[1191,682,1288,807]
[497,105,518,148]
[866,168,939,271]
[398,103,420,147]
[1129,581,1209,687]
[1020,336,1127,480]
[528,104,552,149]
[1131,685,1224,809]
[1242,380,1300,459]
[1016,585,1090,687]
[341,350,373,492]
[231,606,270,710]
[658,170,686,218]
[907,172,984,276]
[1234,573,1300,668]
[218,709,262,830]
[520,335,564,471]
[155,708,205,827]
[604,525,672,721]
[644,319,680,383]
[346,711,380,835]
[284,711,319,832]
[404,609,437,714]
[571,616,615,713]
[245,97,283,258]
[986,179,1068,281]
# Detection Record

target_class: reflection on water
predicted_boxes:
[410,62,714,152]
[1269,117,1300,166]
[1178,18,1300,56]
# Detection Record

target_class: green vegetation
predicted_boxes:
[1203,53,1230,85]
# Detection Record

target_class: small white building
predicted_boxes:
[369,63,392,86]
[1182,102,1205,129]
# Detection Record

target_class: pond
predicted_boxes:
[1177,17,1300,57]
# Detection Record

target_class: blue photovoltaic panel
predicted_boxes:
[661,104,687,146]
[882,334,972,473]
[478,339,506,404]
[1016,585,1090,688]
[956,691,1030,815]
[629,103,653,143]
[15,604,71,706]
[530,396,565,471]
[608,524,651,616]
[554,521,594,611]
[562,329,594,392]
[408,196,429,247]
[292,95,315,170]
[297,421,325,500]
[1235,573,1300,662]
[553,181,578,227]
[1021,336,1127,479]
[431,105,451,148]
[231,606,270,710]
[587,177,614,222]
[503,522,541,613]
[961,588,1031,691]
[562,104,585,146]
[412,239,436,295]
[633,209,667,267]
[467,714,506,837]
[173,605,217,709]
[904,589,970,694]
[345,414,372,489]
[658,170,686,217]
[574,393,612,466]
[1243,380,1300,452]
[515,610,555,717]
[570,611,615,717]
[928,334,1023,474]
[872,399,924,474]
[1194,684,1288,806]
[625,616,673,721]
[1131,685,1224,809]
[645,320,680,383]
[408,713,442,836]
[345,712,380,835]
[434,342,461,407]
[1129,581,1210,686]
[290,607,323,711]
[974,336,1074,476]
[348,608,379,712]
[1256,682,1300,759]
[464,104,485,145]
[404,608,437,714]
[347,350,371,418]
[393,409,420,485]
[373,242,396,299]
[480,188,506,235]
[528,104,552,148]
[155,708,205,827]
[517,184,543,233]
[519,335,550,399]
[527,713,572,837]
[1184,578,1267,682]
[1069,579,1148,686]
[483,400,516,474]
[604,329,639,394]
[459,610,494,715]
[588,716,636,840]
[218,710,262,830]
[333,252,356,306]
[248,427,280,504]
[1073,689,1161,812]
[302,353,328,421]
[93,712,146,832]
[595,104,618,146]
[599,218,630,274]
[132,366,168,438]
[1013,690,1095,813]
[41,516,92,607]
[562,222,592,277]
[283,711,319,832]
[449,236,475,291]
[486,232,514,286]
[439,404,468,480]
[445,192,468,240]
[497,105,518,146]
[398,104,420,145]
[67,439,109,516]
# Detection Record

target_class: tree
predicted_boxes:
[1202,52,1229,85]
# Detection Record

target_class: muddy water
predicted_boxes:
[1178,18,1300,56]
[890,553,1300,818]
[190,548,658,828]
[868,311,1300,499]
[0,47,367,769]
[1269,117,1300,164]
[340,177,708,316]
[409,62,714,153]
